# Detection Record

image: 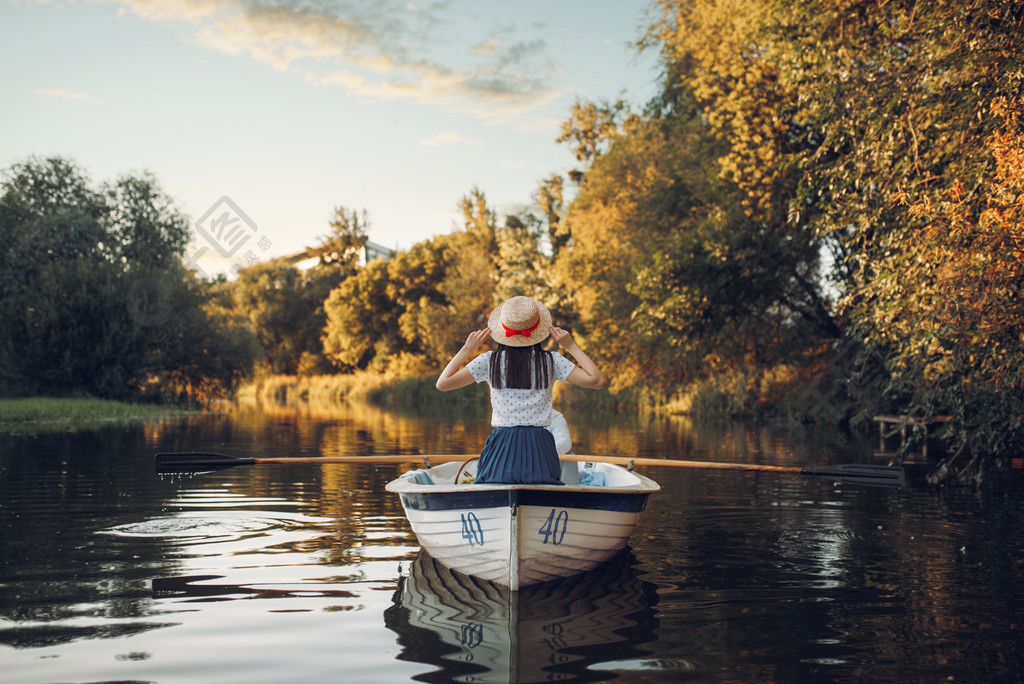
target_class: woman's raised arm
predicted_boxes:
[436,329,490,391]
[550,327,607,390]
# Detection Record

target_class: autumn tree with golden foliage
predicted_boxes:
[856,99,1024,480]
[555,0,1023,476]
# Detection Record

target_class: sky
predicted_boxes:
[1,0,662,276]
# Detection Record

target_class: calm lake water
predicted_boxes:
[1,401,1022,684]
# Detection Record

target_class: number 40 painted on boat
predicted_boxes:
[538,509,568,545]
[461,512,484,546]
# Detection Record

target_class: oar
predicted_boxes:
[562,455,905,488]
[154,452,471,473]
[155,452,904,488]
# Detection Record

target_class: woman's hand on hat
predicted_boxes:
[552,326,607,389]
[462,328,490,353]
[550,326,576,350]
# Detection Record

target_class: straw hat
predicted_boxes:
[487,296,552,347]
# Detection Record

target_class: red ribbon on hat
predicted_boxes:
[502,319,540,338]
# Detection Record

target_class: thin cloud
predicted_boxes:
[472,38,498,56]
[513,115,563,134]
[497,154,526,169]
[419,132,482,147]
[34,88,90,100]
[101,0,559,118]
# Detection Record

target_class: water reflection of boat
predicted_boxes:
[385,460,660,590]
[384,549,659,684]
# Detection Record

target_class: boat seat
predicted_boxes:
[560,460,579,485]
[400,469,435,485]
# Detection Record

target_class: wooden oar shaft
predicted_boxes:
[253,455,468,465]
[156,451,902,486]
[561,454,805,474]
[250,453,803,474]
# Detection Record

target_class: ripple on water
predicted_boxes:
[100,513,285,539]
[166,488,307,509]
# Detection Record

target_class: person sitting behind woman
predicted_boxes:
[435,296,606,484]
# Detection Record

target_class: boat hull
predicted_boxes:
[387,461,658,590]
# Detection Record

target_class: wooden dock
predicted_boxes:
[873,414,952,458]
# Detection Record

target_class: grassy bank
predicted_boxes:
[0,397,188,431]
[237,372,396,404]
[237,360,848,423]
[239,372,642,413]
[239,372,485,408]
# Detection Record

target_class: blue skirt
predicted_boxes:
[475,426,563,485]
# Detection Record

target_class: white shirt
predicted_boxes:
[466,351,576,427]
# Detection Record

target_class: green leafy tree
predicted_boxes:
[547,6,845,408]
[0,157,256,399]
[493,209,575,332]
[223,205,371,375]
[229,262,310,374]
[494,211,548,304]
[457,186,498,254]
[301,206,370,374]
[642,0,840,336]
[150,267,261,399]
[322,191,498,371]
[323,258,404,370]
[557,97,632,169]
[535,174,569,256]
[306,205,369,270]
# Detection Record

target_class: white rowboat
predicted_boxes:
[385,458,660,590]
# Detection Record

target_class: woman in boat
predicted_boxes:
[436,296,607,484]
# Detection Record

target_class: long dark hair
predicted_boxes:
[489,343,553,390]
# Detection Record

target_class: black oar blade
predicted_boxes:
[155,452,255,474]
[803,463,906,488]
